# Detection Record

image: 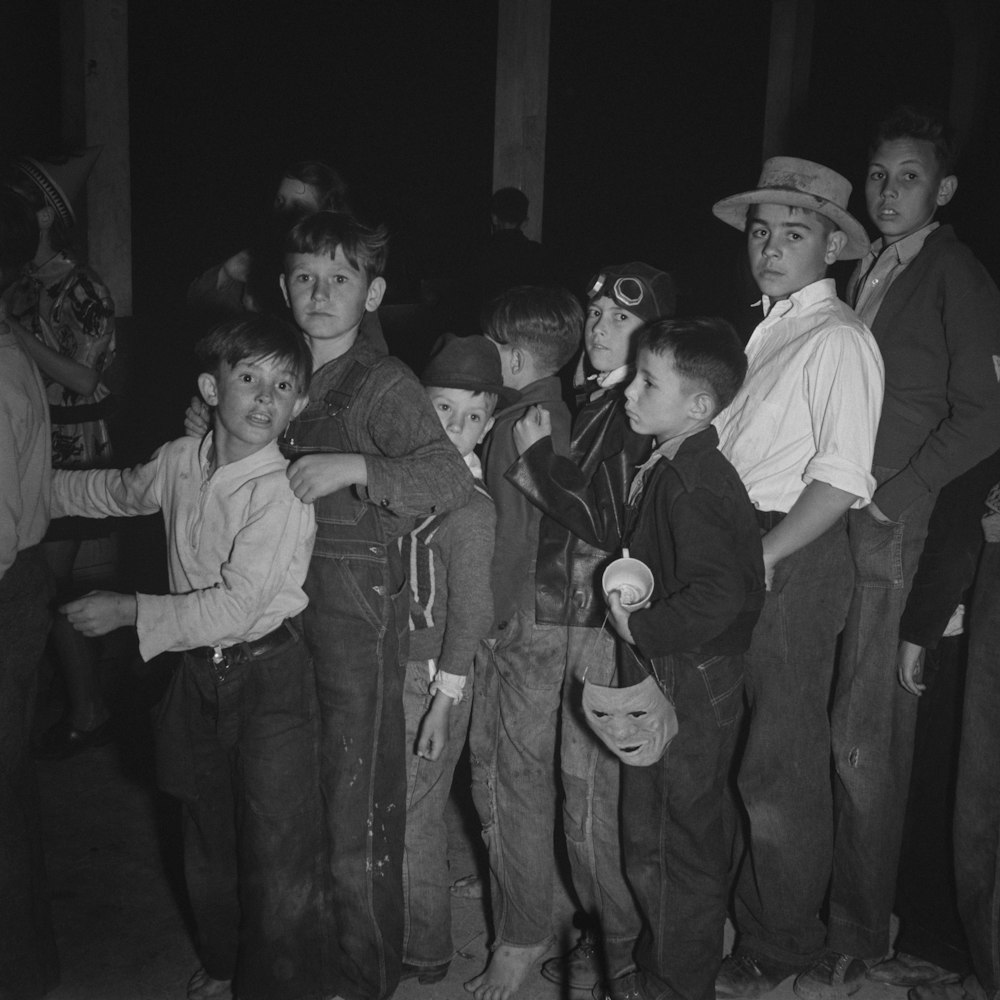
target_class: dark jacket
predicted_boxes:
[863,225,1000,520]
[483,376,572,631]
[506,386,650,627]
[625,426,765,658]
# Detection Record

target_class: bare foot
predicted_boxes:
[187,966,232,1000]
[464,940,552,1000]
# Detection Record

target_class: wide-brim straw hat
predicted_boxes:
[712,156,870,260]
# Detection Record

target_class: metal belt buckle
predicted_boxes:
[210,645,231,685]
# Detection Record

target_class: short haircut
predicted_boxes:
[490,187,529,226]
[870,105,957,175]
[0,189,39,282]
[638,316,747,414]
[282,160,351,213]
[481,285,583,374]
[283,211,389,283]
[195,314,312,392]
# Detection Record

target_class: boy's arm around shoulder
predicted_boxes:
[628,468,763,658]
[136,471,316,661]
[435,489,497,679]
[356,362,474,518]
[875,256,1000,521]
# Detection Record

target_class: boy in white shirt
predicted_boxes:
[709,159,884,1000]
[56,315,321,1000]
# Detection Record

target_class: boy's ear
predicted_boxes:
[365,276,386,313]
[824,229,848,264]
[936,174,958,208]
[477,415,496,445]
[279,274,290,308]
[689,390,714,421]
[197,372,219,407]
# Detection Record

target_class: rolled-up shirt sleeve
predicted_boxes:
[802,324,884,506]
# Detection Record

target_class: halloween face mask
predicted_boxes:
[582,673,678,766]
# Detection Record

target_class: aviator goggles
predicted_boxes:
[587,271,649,310]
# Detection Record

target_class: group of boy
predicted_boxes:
[5,101,1000,1000]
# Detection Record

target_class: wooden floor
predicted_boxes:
[34,639,911,1000]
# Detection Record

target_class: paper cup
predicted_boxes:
[602,554,654,611]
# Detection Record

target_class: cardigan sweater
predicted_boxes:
[861,225,1000,520]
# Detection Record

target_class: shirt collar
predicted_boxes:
[464,450,484,480]
[867,221,939,267]
[759,277,837,318]
[199,433,285,480]
[590,364,632,389]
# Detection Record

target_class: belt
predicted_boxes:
[755,509,787,531]
[189,619,298,682]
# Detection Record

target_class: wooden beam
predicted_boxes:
[59,0,133,316]
[762,0,815,160]
[493,0,551,242]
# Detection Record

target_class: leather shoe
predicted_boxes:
[868,953,961,988]
[33,716,115,760]
[717,952,805,999]
[541,934,602,990]
[400,960,449,984]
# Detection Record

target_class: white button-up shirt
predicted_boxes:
[715,278,884,513]
[53,434,315,661]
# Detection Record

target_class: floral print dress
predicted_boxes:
[4,251,116,468]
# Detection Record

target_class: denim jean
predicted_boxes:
[563,624,640,978]
[828,477,936,959]
[401,660,473,968]
[622,648,744,1000]
[0,548,59,1000]
[156,628,325,1000]
[469,610,564,948]
[733,519,853,968]
[955,540,1000,997]
[304,554,408,1000]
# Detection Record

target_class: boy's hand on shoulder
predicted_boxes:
[606,590,636,645]
[61,591,137,637]
[184,395,211,439]
[513,404,552,455]
[287,453,367,503]
[416,691,452,762]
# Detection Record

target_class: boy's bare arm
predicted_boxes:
[62,591,137,636]
[416,691,452,762]
[761,480,859,587]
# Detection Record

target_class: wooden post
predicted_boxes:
[761,0,815,160]
[493,0,551,241]
[59,0,132,316]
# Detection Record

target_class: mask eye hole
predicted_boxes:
[628,710,647,718]
[592,710,609,719]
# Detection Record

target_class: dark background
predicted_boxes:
[3,0,999,378]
